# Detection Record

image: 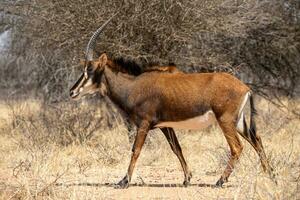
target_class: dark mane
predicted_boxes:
[112,56,180,76]
[112,57,144,76]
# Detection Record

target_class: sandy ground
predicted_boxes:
[0,100,299,199]
[52,168,242,200]
[1,160,279,200]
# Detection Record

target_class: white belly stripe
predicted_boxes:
[155,110,216,130]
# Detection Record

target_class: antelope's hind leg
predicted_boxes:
[216,119,244,187]
[161,128,192,186]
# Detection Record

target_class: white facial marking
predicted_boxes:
[99,83,107,96]
[155,110,216,130]
[84,78,93,88]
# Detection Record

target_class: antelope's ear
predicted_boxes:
[98,53,108,68]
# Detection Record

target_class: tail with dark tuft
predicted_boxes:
[238,92,258,144]
[249,93,257,144]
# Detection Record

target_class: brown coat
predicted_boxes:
[70,53,275,188]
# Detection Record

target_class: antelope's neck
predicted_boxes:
[103,67,134,111]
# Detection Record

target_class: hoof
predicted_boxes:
[115,176,129,189]
[265,165,278,185]
[183,172,192,187]
[269,170,278,185]
[183,180,190,187]
[215,177,227,187]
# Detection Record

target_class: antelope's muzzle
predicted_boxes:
[70,74,85,99]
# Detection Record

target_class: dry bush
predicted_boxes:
[1,0,299,101]
[5,100,116,146]
[0,0,299,121]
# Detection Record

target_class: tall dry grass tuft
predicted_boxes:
[0,97,299,199]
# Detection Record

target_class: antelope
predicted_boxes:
[70,16,275,189]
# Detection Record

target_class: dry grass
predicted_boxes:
[0,98,299,199]
[1,1,299,199]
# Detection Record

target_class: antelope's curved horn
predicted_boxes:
[85,13,118,61]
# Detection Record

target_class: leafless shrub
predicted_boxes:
[6,100,109,146]
[1,0,299,102]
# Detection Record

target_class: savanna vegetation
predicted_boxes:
[0,0,299,199]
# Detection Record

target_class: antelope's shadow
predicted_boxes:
[55,182,233,188]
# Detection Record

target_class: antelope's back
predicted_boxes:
[131,72,250,119]
[135,72,249,97]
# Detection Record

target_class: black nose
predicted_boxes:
[70,90,74,97]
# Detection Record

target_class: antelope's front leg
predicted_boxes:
[115,121,150,189]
